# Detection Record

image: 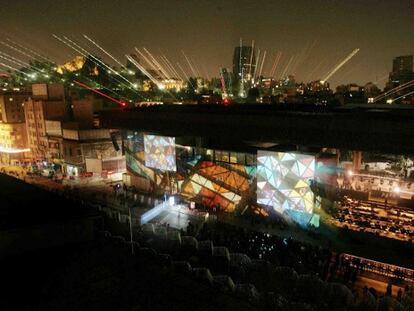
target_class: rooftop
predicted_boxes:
[100,104,414,155]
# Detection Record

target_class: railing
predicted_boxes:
[341,253,414,283]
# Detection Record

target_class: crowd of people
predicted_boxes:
[332,197,414,243]
[339,175,402,192]
[196,220,333,279]
[151,217,414,309]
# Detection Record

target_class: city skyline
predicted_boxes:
[0,0,413,88]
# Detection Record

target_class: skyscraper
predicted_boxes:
[389,55,414,85]
[233,46,256,83]
[392,55,413,73]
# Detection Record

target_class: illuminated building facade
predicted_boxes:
[124,132,320,220]
[162,79,185,91]
[124,132,259,212]
[23,98,68,160]
[23,84,68,160]
[121,130,414,232]
[56,56,87,74]
[0,91,31,164]
[61,128,124,176]
[0,122,29,164]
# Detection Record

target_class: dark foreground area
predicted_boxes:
[1,240,256,311]
[2,173,414,310]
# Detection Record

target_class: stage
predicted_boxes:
[141,202,209,230]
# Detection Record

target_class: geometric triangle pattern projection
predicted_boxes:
[257,150,315,214]
[144,134,177,172]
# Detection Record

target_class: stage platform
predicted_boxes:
[142,203,209,230]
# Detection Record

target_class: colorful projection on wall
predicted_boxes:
[257,151,316,215]
[126,132,144,153]
[315,156,338,186]
[144,135,176,172]
[181,161,252,212]
[126,149,155,182]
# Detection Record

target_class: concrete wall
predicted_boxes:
[72,99,94,128]
[85,158,102,173]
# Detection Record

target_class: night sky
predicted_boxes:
[1,0,413,87]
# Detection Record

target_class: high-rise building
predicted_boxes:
[233,46,256,83]
[389,55,414,85]
[393,55,413,73]
[0,91,30,123]
[385,55,414,103]
[22,84,68,160]
[0,90,31,164]
[24,98,68,160]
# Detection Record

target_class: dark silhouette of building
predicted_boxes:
[385,55,414,103]
[389,55,414,85]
